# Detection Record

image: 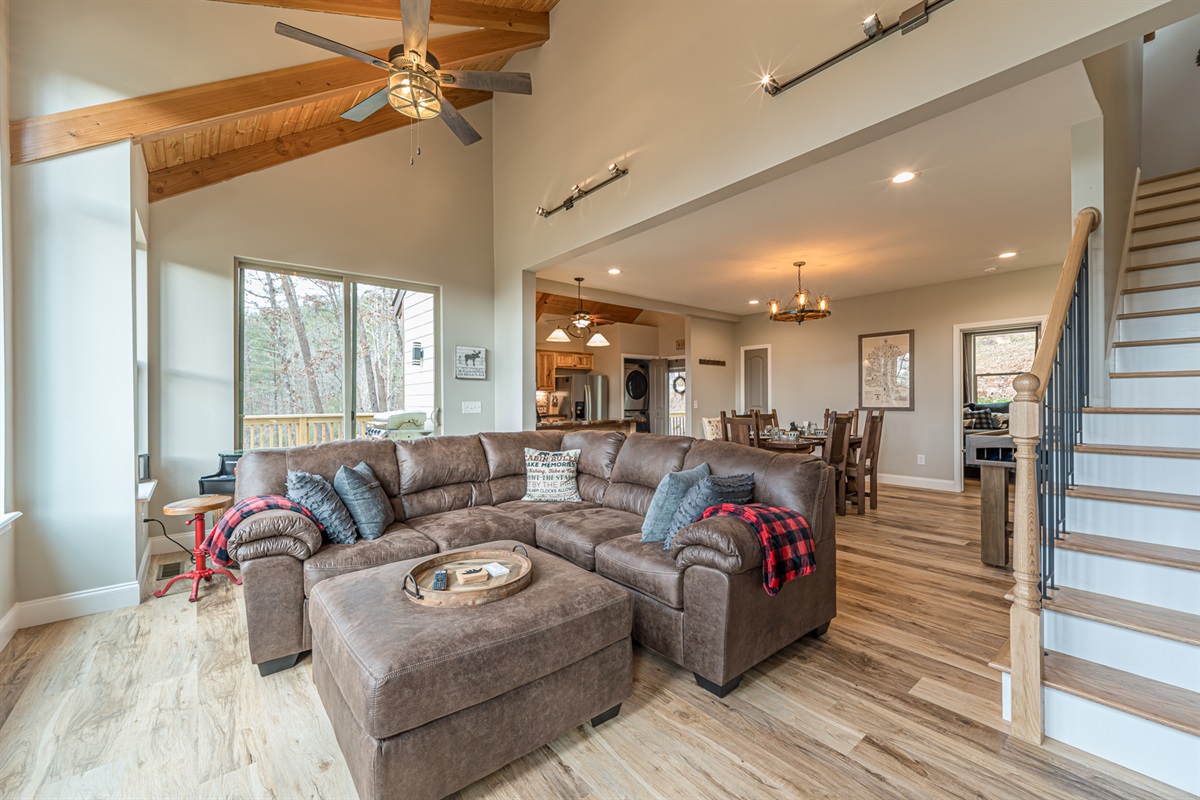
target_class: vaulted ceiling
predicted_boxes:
[8,0,558,201]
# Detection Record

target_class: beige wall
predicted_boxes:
[686,317,738,439]
[734,265,1061,488]
[1142,14,1200,178]
[0,0,15,638]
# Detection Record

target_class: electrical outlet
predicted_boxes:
[917,454,926,465]
[462,401,482,414]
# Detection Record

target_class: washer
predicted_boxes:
[624,363,649,415]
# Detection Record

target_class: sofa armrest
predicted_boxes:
[669,516,763,575]
[227,509,322,563]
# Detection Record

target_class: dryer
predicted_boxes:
[623,362,649,415]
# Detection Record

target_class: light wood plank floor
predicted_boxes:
[0,484,1190,799]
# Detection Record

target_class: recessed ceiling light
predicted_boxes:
[748,299,759,305]
[998,251,1017,259]
[983,265,998,273]
[891,171,917,184]
[607,268,622,274]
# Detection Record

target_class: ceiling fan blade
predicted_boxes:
[437,96,482,146]
[401,0,431,64]
[341,87,390,122]
[439,70,532,95]
[275,22,391,70]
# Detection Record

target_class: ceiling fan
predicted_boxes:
[275,0,532,146]
[546,278,614,343]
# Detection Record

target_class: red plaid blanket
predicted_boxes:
[700,503,815,596]
[203,495,324,567]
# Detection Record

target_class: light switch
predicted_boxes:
[462,401,482,414]
[693,400,699,409]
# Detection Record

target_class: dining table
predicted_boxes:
[758,433,863,454]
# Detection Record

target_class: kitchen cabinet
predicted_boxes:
[572,353,594,369]
[536,352,556,391]
[553,353,577,369]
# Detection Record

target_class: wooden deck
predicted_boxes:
[0,483,1188,799]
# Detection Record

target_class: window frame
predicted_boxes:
[966,325,1041,405]
[234,258,441,449]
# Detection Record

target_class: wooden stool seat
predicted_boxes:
[154,494,241,603]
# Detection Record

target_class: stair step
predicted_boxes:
[1127,258,1200,273]
[1075,443,1200,458]
[990,642,1200,737]
[1059,531,1200,572]
[1132,215,1200,234]
[1046,587,1200,646]
[1139,181,1200,201]
[1083,406,1200,414]
[1136,197,1200,216]
[1110,370,1200,379]
[1111,336,1200,347]
[1116,306,1200,319]
[1129,235,1200,253]
[1066,484,1200,511]
[1123,280,1200,295]
[1138,186,1200,214]
[1140,166,1200,186]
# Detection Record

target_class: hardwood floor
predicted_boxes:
[0,484,1189,799]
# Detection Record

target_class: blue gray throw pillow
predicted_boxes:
[640,462,710,543]
[663,473,755,550]
[287,470,358,545]
[334,461,395,540]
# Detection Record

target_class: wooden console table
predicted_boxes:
[967,431,1016,568]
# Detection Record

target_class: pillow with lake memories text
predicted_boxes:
[522,448,582,502]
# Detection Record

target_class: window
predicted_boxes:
[236,261,438,450]
[966,327,1040,404]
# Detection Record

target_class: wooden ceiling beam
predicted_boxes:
[10,28,544,166]
[206,0,549,36]
[147,88,489,201]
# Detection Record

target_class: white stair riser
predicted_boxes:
[1043,689,1200,796]
[1123,285,1200,313]
[1138,185,1200,213]
[1130,241,1200,265]
[1110,376,1200,408]
[1075,452,1200,495]
[1066,497,1199,549]
[1135,203,1200,228]
[1114,342,1200,372]
[1084,412,1200,448]
[1044,610,1200,691]
[1125,262,1199,289]
[1132,220,1200,248]
[1118,312,1200,340]
[1055,549,1199,614]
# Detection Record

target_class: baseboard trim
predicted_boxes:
[879,473,958,492]
[0,604,18,656]
[150,533,193,557]
[18,581,140,629]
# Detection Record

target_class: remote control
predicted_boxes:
[432,569,447,591]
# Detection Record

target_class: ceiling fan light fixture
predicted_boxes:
[387,63,441,120]
[587,332,611,347]
[545,327,571,343]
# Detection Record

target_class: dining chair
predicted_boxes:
[822,410,854,515]
[846,409,885,514]
[719,411,760,448]
[757,408,780,428]
[823,407,858,437]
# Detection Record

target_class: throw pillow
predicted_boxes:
[701,417,723,441]
[333,461,395,540]
[664,473,755,549]
[640,462,711,543]
[964,408,997,429]
[522,448,583,502]
[286,470,358,545]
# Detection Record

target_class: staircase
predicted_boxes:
[993,169,1200,796]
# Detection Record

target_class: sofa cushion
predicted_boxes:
[303,522,438,596]
[397,435,492,519]
[286,440,403,498]
[682,440,778,499]
[495,500,600,520]
[562,430,625,504]
[235,449,289,500]
[641,462,710,543]
[334,461,395,540]
[287,470,358,544]
[405,506,536,550]
[535,507,645,571]
[595,534,686,609]
[604,433,693,516]
[479,431,567,503]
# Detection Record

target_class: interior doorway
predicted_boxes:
[740,345,771,413]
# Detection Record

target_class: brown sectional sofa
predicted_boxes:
[228,430,837,696]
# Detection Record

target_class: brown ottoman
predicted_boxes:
[309,539,633,800]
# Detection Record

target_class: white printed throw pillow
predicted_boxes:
[522,448,582,502]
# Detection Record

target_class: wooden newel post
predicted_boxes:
[1008,371,1044,744]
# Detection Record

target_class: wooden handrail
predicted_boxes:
[1028,208,1101,398]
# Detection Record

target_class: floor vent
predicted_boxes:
[157,561,184,581]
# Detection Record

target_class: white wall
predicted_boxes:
[491,0,1194,430]
[150,107,495,530]
[734,265,1061,489]
[686,317,738,439]
[1142,14,1200,178]
[0,0,17,643]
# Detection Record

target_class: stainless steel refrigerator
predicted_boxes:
[555,374,609,421]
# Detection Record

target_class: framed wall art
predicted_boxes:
[859,330,914,411]
[454,346,487,380]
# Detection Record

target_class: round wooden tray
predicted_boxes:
[403,545,533,608]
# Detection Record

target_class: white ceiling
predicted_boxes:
[538,64,1102,317]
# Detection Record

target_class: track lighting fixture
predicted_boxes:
[534,162,630,219]
[862,13,883,38]
[899,0,929,34]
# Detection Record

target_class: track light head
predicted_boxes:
[534,206,548,217]
[760,74,780,95]
[862,13,883,38]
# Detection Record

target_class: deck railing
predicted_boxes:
[1007,207,1100,745]
[242,413,376,449]
[669,412,688,436]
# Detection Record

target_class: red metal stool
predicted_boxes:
[154,494,241,603]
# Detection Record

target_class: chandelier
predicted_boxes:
[546,278,611,346]
[768,261,831,324]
